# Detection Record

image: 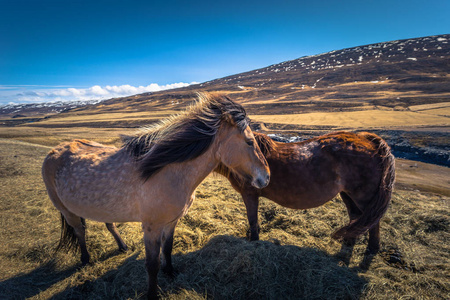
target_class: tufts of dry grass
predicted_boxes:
[251,109,450,129]
[0,127,134,147]
[0,138,449,299]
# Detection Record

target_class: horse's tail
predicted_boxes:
[55,213,84,253]
[42,147,85,254]
[333,133,395,240]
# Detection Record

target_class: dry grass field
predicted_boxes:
[251,108,450,129]
[0,124,449,299]
[1,34,449,299]
[27,111,177,127]
[0,126,133,147]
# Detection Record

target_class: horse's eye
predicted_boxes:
[246,140,254,146]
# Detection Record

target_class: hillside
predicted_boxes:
[1,34,449,166]
[83,34,450,116]
[1,34,449,121]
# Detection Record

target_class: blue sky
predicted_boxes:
[1,0,449,105]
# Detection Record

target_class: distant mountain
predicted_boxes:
[2,34,449,120]
[203,34,450,114]
[0,99,102,118]
[87,34,450,116]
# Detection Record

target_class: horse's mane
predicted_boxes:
[253,132,277,156]
[123,93,250,180]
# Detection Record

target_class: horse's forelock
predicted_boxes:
[205,93,249,132]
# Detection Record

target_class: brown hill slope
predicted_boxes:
[66,34,450,116]
[1,34,448,123]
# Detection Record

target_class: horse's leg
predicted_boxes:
[242,191,260,241]
[359,223,380,270]
[161,221,177,278]
[367,222,380,254]
[342,192,381,256]
[336,192,362,264]
[143,223,162,300]
[63,213,90,265]
[340,192,362,246]
[105,223,128,252]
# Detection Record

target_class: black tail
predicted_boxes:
[55,213,85,253]
[333,133,395,240]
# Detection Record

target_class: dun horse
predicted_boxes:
[42,94,270,299]
[216,131,395,254]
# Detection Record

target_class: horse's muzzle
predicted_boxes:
[252,173,270,189]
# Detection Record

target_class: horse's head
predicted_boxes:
[216,123,270,189]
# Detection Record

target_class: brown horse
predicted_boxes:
[42,93,270,299]
[216,131,395,254]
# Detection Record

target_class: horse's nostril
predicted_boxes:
[251,174,270,189]
[259,175,270,188]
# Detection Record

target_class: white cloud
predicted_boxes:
[0,82,197,105]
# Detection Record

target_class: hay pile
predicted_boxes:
[0,140,449,299]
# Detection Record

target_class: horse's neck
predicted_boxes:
[155,145,220,196]
[188,146,219,186]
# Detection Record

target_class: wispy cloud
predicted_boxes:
[0,82,197,105]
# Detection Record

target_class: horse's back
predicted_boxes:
[316,131,379,154]
[42,139,100,214]
[46,139,113,158]
[43,139,111,178]
[42,139,144,222]
[256,131,391,207]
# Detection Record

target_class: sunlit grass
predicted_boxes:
[251,109,450,128]
[0,137,448,299]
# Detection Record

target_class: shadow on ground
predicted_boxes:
[0,260,78,299]
[2,235,368,299]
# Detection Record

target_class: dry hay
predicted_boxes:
[250,110,450,128]
[0,139,449,299]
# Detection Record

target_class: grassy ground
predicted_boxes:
[0,135,449,299]
[2,101,449,129]
[23,111,177,127]
[0,127,133,147]
[251,108,450,129]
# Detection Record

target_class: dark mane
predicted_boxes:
[123,93,250,180]
[254,132,277,156]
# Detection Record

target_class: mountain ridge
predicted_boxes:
[1,34,449,121]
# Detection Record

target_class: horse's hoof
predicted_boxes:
[119,245,128,253]
[366,247,380,255]
[147,292,159,300]
[162,266,179,279]
[77,260,91,270]
[246,228,260,241]
[247,233,260,242]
